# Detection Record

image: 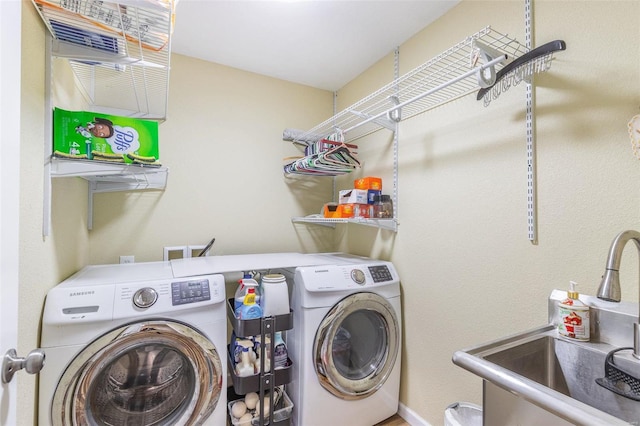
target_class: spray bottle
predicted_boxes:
[234,273,261,312]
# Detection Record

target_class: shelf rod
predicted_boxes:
[342,55,507,135]
[43,34,53,237]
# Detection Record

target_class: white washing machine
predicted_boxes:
[287,256,402,426]
[39,261,227,426]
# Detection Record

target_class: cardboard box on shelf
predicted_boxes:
[52,108,160,165]
[339,189,381,205]
[324,203,348,218]
[323,203,372,219]
[339,189,368,204]
[343,203,372,218]
[354,176,382,191]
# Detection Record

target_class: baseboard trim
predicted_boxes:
[398,402,432,426]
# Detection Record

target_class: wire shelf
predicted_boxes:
[294,26,528,144]
[292,216,398,232]
[32,0,174,120]
[50,157,168,192]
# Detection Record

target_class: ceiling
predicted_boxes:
[170,1,461,91]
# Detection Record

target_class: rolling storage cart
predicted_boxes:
[227,299,294,425]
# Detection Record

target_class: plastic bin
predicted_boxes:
[228,391,293,425]
[444,402,482,426]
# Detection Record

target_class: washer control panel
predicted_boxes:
[300,262,398,292]
[171,278,211,305]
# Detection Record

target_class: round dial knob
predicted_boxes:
[351,269,366,285]
[133,287,158,308]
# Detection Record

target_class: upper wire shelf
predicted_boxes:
[32,0,175,120]
[50,157,168,191]
[292,27,535,145]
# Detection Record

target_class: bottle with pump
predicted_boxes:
[558,281,590,341]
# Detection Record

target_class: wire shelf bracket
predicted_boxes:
[49,157,168,230]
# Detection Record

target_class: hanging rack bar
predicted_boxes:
[349,109,397,131]
[342,55,507,135]
[288,27,527,145]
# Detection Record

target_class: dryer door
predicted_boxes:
[313,292,399,400]
[51,320,223,426]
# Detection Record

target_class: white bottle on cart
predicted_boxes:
[260,273,290,317]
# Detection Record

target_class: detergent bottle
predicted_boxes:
[236,287,263,320]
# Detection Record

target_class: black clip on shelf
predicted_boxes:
[476,39,567,100]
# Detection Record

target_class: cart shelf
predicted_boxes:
[227,299,294,425]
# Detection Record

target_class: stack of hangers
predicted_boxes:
[283,139,360,176]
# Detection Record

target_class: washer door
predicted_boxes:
[51,320,223,426]
[313,292,399,400]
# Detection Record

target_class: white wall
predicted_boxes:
[87,53,336,262]
[17,3,334,423]
[17,1,93,422]
[337,1,640,424]
[17,1,640,426]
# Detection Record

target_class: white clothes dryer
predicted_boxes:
[39,261,227,426]
[287,256,402,426]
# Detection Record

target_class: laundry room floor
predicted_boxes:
[226,413,406,425]
[375,414,408,426]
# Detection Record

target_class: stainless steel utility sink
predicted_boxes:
[483,334,573,395]
[453,291,640,426]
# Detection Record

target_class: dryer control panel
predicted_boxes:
[293,262,401,308]
[297,262,399,292]
[349,265,393,284]
[367,265,394,283]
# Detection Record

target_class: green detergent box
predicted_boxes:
[53,108,160,165]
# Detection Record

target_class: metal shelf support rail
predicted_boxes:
[524,0,538,244]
